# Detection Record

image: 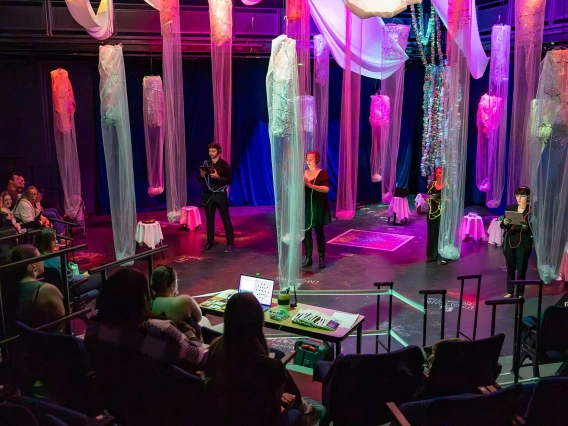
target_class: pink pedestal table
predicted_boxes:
[460,212,487,241]
[180,206,202,230]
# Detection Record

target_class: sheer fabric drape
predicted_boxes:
[482,24,510,208]
[507,0,546,203]
[50,69,82,217]
[65,0,114,40]
[369,95,390,184]
[143,76,165,197]
[313,35,329,169]
[379,23,409,203]
[438,0,472,260]
[343,0,422,19]
[476,94,502,193]
[209,0,233,176]
[336,7,362,220]
[530,49,568,283]
[266,35,305,291]
[99,45,137,261]
[145,0,187,222]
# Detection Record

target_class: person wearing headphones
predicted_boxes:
[198,142,234,252]
[500,186,534,297]
[303,150,331,268]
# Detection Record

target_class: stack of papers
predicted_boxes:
[331,312,359,329]
[291,309,340,331]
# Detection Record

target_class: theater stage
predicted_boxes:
[76,200,566,358]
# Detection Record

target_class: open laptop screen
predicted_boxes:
[239,275,274,307]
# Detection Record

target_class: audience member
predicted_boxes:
[13,186,51,230]
[205,292,319,425]
[3,172,21,207]
[1,191,22,233]
[85,269,205,372]
[34,190,66,236]
[35,228,101,295]
[3,245,65,330]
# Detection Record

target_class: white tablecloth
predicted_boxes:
[415,193,429,214]
[388,197,410,223]
[460,213,487,241]
[180,206,202,230]
[135,221,164,249]
[487,218,503,246]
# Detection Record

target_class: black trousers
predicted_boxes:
[304,226,325,258]
[505,237,532,295]
[202,192,234,245]
[426,215,440,261]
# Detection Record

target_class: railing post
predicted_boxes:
[419,289,447,347]
[374,282,394,353]
[456,274,483,340]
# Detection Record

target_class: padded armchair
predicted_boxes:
[520,306,568,378]
[389,383,522,426]
[521,377,568,426]
[315,346,424,426]
[415,333,505,400]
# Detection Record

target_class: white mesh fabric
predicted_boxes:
[143,76,165,197]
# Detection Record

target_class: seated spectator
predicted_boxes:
[85,269,205,372]
[13,186,51,230]
[2,172,22,207]
[34,190,66,236]
[1,191,22,233]
[35,228,101,295]
[150,265,207,326]
[3,245,65,330]
[205,292,319,426]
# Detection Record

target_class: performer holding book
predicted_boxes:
[500,186,533,297]
[198,142,234,253]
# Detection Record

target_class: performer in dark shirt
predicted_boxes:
[425,167,448,265]
[500,186,533,297]
[198,142,234,252]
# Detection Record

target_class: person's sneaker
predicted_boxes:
[202,242,213,251]
[225,244,233,253]
[504,293,512,298]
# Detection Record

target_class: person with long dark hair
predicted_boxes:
[303,150,331,268]
[205,292,320,425]
[500,186,534,297]
[425,167,448,265]
[85,269,204,371]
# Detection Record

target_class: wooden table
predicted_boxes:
[200,292,365,357]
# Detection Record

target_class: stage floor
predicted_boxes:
[77,201,566,357]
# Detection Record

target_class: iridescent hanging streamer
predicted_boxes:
[336,7,363,220]
[99,45,137,262]
[266,35,305,291]
[379,23,410,203]
[313,34,329,169]
[50,69,82,217]
[369,94,390,184]
[209,0,233,182]
[482,24,510,208]
[143,76,165,197]
[145,0,187,222]
[530,49,568,283]
[507,0,546,203]
[438,0,472,261]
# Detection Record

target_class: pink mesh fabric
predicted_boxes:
[476,94,502,193]
[369,94,390,184]
[507,0,546,203]
[143,76,165,197]
[209,0,233,185]
[50,68,82,217]
[336,7,362,220]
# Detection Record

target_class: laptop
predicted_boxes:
[239,275,275,312]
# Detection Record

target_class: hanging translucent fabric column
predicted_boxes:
[145,0,187,222]
[65,0,114,40]
[480,24,510,208]
[266,35,305,291]
[50,69,82,217]
[379,23,410,203]
[99,45,137,261]
[530,49,568,283]
[369,94,390,184]
[143,76,165,197]
[336,7,363,220]
[438,0,472,260]
[507,0,546,203]
[209,0,233,172]
[476,94,502,193]
[313,35,329,169]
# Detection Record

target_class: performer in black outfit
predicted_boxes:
[425,167,448,265]
[303,151,331,268]
[500,186,533,297]
[198,142,234,253]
